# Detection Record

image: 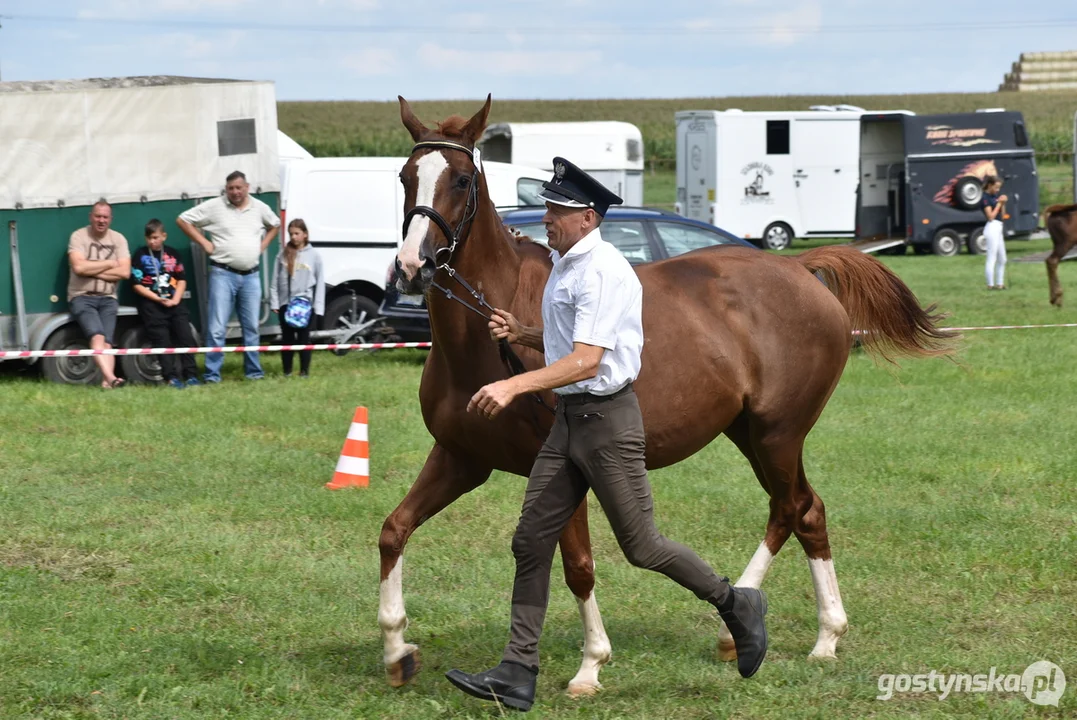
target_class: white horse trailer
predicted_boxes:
[479,121,644,206]
[675,107,876,250]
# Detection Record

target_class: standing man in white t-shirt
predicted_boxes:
[445,158,769,712]
[177,171,280,382]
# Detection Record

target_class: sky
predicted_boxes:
[1,0,1076,101]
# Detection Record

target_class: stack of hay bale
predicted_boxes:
[1000,51,1077,91]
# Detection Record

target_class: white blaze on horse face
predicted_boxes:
[399,151,449,281]
[807,557,848,659]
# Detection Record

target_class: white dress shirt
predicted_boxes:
[541,227,644,396]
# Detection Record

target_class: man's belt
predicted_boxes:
[210,260,259,275]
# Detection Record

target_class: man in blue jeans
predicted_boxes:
[177,171,280,382]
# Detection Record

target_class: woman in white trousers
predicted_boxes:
[981,176,1007,289]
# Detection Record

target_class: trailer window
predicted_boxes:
[767,120,790,155]
[1014,122,1029,147]
[218,119,258,156]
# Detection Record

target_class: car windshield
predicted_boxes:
[516,179,545,207]
[653,221,736,257]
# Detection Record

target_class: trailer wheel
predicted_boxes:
[931,229,961,257]
[40,324,102,385]
[324,294,383,356]
[762,222,793,251]
[954,177,983,210]
[966,226,987,255]
[118,326,163,384]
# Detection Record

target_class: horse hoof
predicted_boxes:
[808,649,838,661]
[567,681,601,698]
[717,643,738,662]
[386,647,422,687]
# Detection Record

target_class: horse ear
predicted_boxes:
[463,94,492,146]
[399,96,428,142]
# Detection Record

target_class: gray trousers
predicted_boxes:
[502,385,731,670]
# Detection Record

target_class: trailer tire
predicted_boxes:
[118,326,163,384]
[324,294,383,356]
[966,226,987,255]
[762,222,793,251]
[954,176,983,210]
[40,324,102,385]
[931,229,961,257]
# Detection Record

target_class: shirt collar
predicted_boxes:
[550,227,603,266]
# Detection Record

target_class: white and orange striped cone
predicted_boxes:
[326,406,370,489]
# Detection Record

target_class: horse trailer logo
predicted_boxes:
[924,125,1001,149]
[741,162,775,204]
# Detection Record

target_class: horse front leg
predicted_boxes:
[378,444,491,687]
[557,497,611,697]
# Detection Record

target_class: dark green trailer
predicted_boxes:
[0,76,282,384]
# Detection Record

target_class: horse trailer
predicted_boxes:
[0,76,282,384]
[673,107,904,250]
[478,121,645,206]
[856,110,1039,256]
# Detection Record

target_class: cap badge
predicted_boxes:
[554,161,566,185]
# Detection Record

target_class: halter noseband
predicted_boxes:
[402,140,481,270]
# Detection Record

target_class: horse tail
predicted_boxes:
[796,246,959,362]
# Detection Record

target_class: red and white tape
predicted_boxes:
[4,321,1077,360]
[0,342,432,360]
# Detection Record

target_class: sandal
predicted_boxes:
[110,377,126,389]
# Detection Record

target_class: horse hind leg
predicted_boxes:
[378,444,491,687]
[715,421,796,661]
[557,498,612,697]
[791,454,848,659]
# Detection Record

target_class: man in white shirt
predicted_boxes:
[177,171,280,382]
[446,158,768,712]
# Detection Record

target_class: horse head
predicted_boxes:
[395,94,492,294]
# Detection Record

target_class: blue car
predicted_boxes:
[378,207,757,342]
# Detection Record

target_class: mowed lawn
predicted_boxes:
[1,242,1075,719]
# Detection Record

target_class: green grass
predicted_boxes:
[278,90,1077,165]
[2,244,1076,718]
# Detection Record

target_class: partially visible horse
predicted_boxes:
[377,95,958,696]
[1044,203,1077,307]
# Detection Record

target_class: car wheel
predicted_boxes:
[931,229,961,257]
[762,222,793,251]
[954,177,983,210]
[323,294,384,356]
[966,226,987,255]
[41,324,102,385]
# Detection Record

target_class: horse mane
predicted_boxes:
[434,115,471,142]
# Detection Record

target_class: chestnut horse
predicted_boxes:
[378,96,957,696]
[1044,203,1077,307]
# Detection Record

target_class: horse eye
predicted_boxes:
[456,175,471,189]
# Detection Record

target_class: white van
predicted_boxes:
[278,157,546,339]
[675,107,873,250]
[479,121,645,205]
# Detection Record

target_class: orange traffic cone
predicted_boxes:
[326,406,370,489]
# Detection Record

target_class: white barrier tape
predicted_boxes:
[0,342,432,360]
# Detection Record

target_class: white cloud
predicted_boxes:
[341,48,398,76]
[765,0,823,46]
[417,43,601,77]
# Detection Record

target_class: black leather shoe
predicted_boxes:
[445,661,537,712]
[718,587,768,678]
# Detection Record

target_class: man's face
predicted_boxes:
[542,203,593,253]
[226,178,249,206]
[146,230,166,252]
[89,205,112,234]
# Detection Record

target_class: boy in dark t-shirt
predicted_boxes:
[131,219,201,388]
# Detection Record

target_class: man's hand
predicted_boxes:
[489,309,521,344]
[467,379,519,419]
